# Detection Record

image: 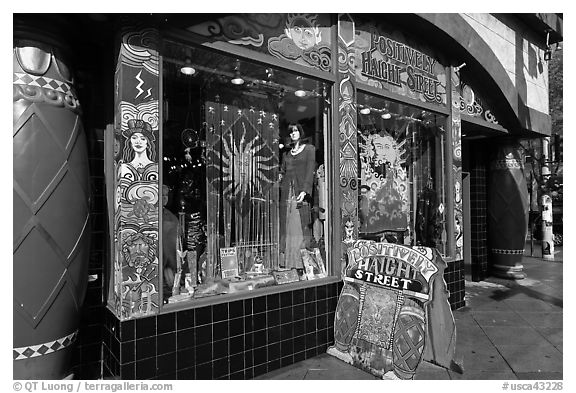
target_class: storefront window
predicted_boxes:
[161,41,331,305]
[357,92,448,256]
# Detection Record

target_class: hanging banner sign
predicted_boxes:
[355,28,447,105]
[328,241,461,379]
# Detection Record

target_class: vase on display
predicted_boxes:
[487,141,529,279]
[13,17,91,379]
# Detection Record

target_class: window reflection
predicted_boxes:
[357,93,447,255]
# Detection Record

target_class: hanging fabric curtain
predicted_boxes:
[205,101,280,276]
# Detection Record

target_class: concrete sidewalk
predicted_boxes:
[257,248,563,380]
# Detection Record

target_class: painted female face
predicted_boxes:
[372,135,397,165]
[289,23,318,50]
[130,132,148,154]
[289,126,301,142]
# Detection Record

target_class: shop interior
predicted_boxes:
[160,41,331,304]
[356,92,448,255]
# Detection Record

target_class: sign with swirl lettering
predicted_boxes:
[328,241,462,379]
[354,20,447,106]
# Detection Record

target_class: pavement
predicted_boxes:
[257,244,563,380]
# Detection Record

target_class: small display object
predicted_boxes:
[300,248,327,280]
[272,268,301,285]
[220,247,239,279]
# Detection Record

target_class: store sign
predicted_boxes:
[355,30,447,105]
[348,242,436,294]
[328,241,460,379]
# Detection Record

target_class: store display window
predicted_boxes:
[161,40,332,306]
[357,92,448,256]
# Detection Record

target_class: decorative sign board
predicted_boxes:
[354,26,447,106]
[328,241,461,379]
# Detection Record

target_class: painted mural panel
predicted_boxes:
[337,14,360,276]
[112,22,161,320]
[180,13,332,73]
[354,18,447,106]
[451,69,463,260]
[328,240,462,379]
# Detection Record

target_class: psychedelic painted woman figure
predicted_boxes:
[117,118,160,317]
[121,119,158,176]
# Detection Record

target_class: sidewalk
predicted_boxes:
[257,247,563,380]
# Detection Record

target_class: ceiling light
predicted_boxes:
[294,75,306,97]
[180,58,196,75]
[360,107,371,115]
[231,60,244,85]
[381,113,391,119]
[231,73,244,85]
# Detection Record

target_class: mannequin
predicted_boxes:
[279,123,316,268]
[161,185,178,296]
[415,177,441,247]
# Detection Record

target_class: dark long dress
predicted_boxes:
[279,144,316,267]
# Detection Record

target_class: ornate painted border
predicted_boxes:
[13,331,77,360]
[450,68,463,260]
[458,81,500,125]
[112,19,161,320]
[337,14,359,264]
[185,13,333,73]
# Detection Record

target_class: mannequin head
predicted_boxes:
[288,123,306,143]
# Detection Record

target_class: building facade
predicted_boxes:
[13,13,562,380]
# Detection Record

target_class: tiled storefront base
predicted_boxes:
[103,269,465,380]
[102,282,342,380]
[445,260,465,310]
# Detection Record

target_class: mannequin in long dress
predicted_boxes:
[279,123,316,268]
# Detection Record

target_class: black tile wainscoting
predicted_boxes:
[445,260,466,310]
[102,282,341,380]
[102,263,465,380]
